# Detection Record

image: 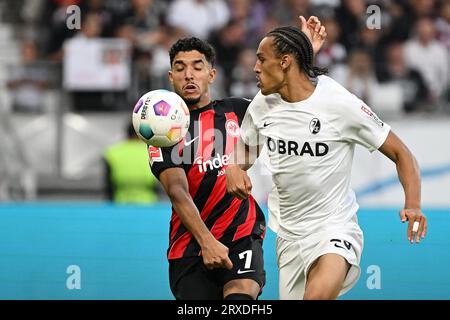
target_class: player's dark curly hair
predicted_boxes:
[169,37,216,67]
[266,26,328,77]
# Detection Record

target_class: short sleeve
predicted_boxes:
[148,144,183,179]
[240,92,267,147]
[240,109,263,147]
[339,96,391,152]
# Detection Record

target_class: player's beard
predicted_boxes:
[183,96,201,107]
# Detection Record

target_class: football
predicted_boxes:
[132,89,190,147]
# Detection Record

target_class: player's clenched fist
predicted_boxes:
[225,165,253,200]
[200,238,233,270]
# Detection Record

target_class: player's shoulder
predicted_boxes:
[317,75,362,111]
[213,97,251,110]
[247,91,278,113]
[222,96,252,108]
[215,96,253,120]
[317,75,352,99]
[242,91,281,125]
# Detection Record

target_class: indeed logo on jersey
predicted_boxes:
[195,153,230,173]
[267,137,329,156]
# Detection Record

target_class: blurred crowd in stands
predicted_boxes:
[4,0,450,114]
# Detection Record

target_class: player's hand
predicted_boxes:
[400,208,427,244]
[200,238,233,270]
[299,15,327,55]
[225,164,252,200]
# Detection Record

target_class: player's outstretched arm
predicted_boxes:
[159,168,233,270]
[378,131,427,244]
[299,16,327,56]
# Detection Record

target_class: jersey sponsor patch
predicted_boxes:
[361,105,384,127]
[148,146,163,165]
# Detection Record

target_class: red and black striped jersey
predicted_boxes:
[149,97,266,260]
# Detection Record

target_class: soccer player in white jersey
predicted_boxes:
[225,26,428,300]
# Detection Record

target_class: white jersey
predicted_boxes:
[240,75,391,239]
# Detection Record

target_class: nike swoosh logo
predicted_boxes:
[237,269,256,274]
[184,136,199,146]
[263,122,273,127]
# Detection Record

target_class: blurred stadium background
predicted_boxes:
[0,0,449,299]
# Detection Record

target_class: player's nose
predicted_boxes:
[184,67,194,80]
[253,61,262,75]
[253,63,259,74]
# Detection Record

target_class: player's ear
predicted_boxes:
[208,68,217,84]
[280,54,291,71]
[168,70,174,84]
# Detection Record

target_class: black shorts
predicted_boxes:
[168,235,265,300]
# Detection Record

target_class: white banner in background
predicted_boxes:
[351,119,450,207]
[63,37,131,91]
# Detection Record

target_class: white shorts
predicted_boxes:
[276,216,364,300]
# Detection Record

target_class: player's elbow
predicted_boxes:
[386,137,412,165]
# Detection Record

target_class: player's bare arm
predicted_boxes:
[159,167,233,269]
[378,131,427,244]
[226,139,261,200]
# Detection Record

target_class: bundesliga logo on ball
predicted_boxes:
[132,90,190,147]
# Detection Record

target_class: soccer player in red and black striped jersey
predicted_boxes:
[149,17,326,300]
[149,38,265,300]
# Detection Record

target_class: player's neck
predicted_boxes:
[278,72,315,103]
